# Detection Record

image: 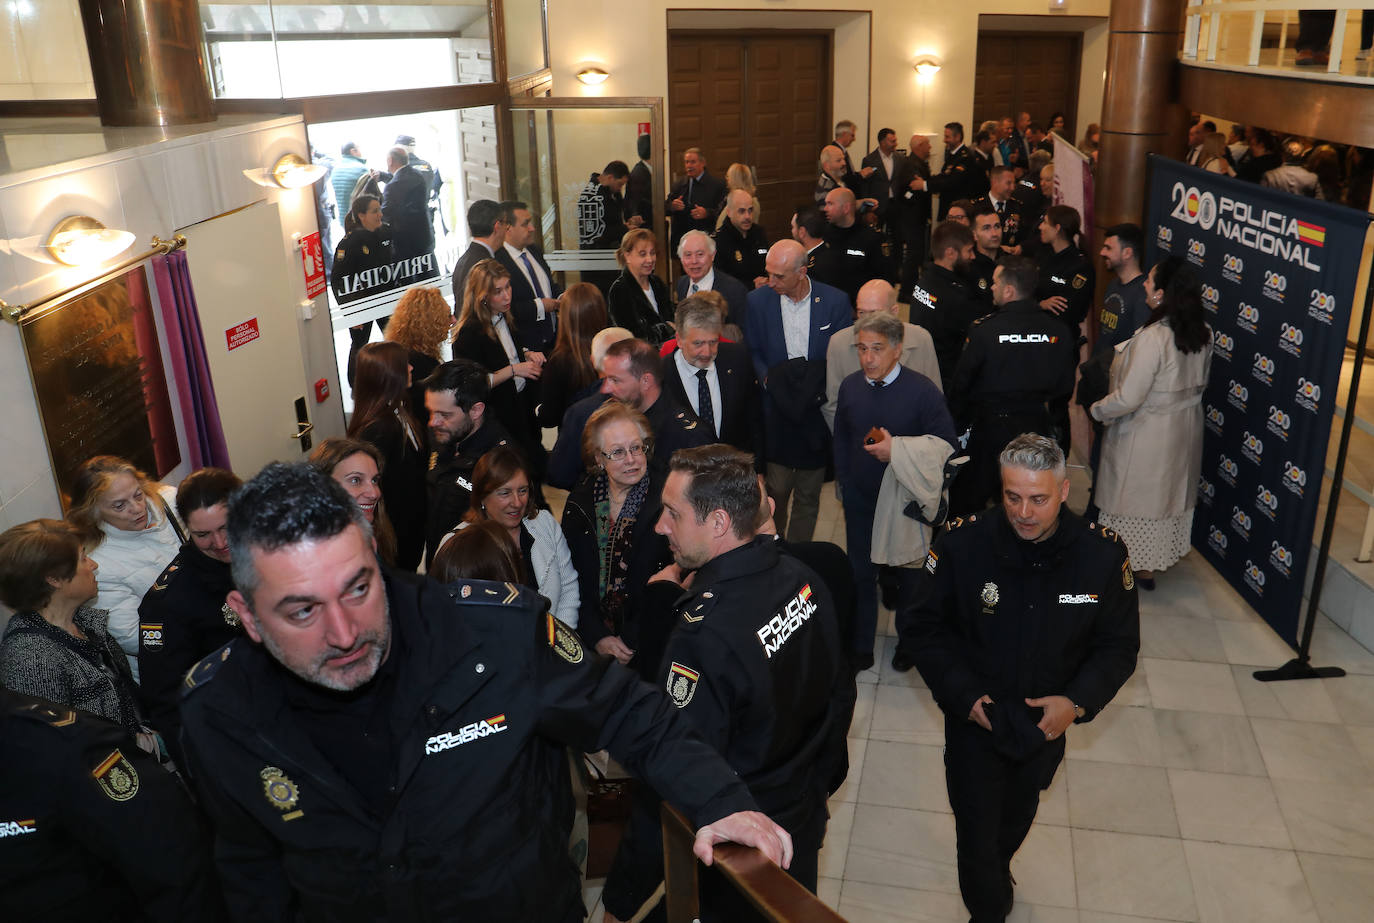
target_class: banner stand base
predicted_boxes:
[1253,658,1346,683]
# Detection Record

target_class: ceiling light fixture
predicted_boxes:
[914,57,942,78]
[44,216,136,266]
[243,153,328,189]
[576,66,610,86]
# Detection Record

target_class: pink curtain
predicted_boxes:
[152,251,231,469]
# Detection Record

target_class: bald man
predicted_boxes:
[822,187,895,305]
[714,188,770,289]
[814,144,849,204]
[893,134,935,298]
[823,279,942,430]
[745,240,854,542]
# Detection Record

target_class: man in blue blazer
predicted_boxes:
[674,230,750,334]
[496,200,562,354]
[745,239,853,542]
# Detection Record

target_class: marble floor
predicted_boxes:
[579,481,1374,923]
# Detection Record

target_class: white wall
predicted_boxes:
[548,0,1112,169]
[0,0,95,100]
[0,114,346,527]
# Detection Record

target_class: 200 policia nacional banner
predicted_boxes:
[1146,156,1371,647]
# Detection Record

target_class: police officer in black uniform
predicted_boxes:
[925,123,989,219]
[948,256,1076,515]
[792,204,843,292]
[966,202,1003,307]
[714,188,770,287]
[422,359,514,567]
[179,462,792,923]
[912,220,983,387]
[822,186,895,305]
[137,467,243,767]
[897,433,1139,922]
[601,446,854,923]
[0,689,225,921]
[1035,205,1096,453]
[332,193,395,385]
[972,165,1024,252]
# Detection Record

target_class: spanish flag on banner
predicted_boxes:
[1296,220,1326,248]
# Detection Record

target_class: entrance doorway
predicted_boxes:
[973,32,1082,142]
[666,32,832,236]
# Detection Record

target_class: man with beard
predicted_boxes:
[911,220,983,387]
[179,462,792,922]
[422,359,512,566]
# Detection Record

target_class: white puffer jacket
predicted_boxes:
[440,509,581,628]
[89,485,183,682]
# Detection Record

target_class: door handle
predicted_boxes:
[290,421,315,441]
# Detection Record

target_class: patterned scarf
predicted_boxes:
[594,472,650,633]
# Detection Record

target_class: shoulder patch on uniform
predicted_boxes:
[924,550,939,574]
[140,623,164,650]
[182,643,233,694]
[1122,560,1135,591]
[92,749,139,802]
[667,662,699,707]
[1072,273,1087,290]
[680,589,718,625]
[14,701,77,728]
[547,613,584,664]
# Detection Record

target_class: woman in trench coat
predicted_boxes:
[1090,257,1213,589]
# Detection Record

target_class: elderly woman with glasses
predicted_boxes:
[560,402,672,676]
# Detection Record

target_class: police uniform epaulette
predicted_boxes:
[446,578,537,608]
[1086,521,1123,544]
[10,699,77,728]
[679,588,720,627]
[945,513,977,531]
[148,557,182,594]
[181,642,235,695]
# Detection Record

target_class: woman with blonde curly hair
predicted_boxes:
[385,285,453,419]
[66,455,184,680]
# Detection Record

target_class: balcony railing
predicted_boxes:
[1183,1,1374,81]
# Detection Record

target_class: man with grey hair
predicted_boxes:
[662,293,761,453]
[181,462,793,921]
[745,239,853,542]
[833,310,955,671]
[824,278,941,430]
[673,228,749,330]
[899,432,1139,921]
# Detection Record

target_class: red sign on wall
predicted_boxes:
[226,318,261,351]
[638,122,650,137]
[300,231,327,298]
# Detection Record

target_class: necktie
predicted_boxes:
[689,282,699,293]
[696,368,716,436]
[872,378,886,389]
[520,251,547,299]
[687,176,695,206]
[996,200,1006,218]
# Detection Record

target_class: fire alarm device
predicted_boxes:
[314,378,330,402]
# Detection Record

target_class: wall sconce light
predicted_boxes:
[914,57,942,78]
[45,216,136,266]
[1049,0,1067,9]
[243,153,328,189]
[576,66,610,86]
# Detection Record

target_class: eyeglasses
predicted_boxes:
[600,442,651,463]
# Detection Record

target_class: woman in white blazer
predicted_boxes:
[436,445,580,627]
[66,456,185,681]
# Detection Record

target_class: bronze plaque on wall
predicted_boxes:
[20,266,180,508]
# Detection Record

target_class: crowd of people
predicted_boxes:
[19,104,1362,922]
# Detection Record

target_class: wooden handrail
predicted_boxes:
[661,804,849,923]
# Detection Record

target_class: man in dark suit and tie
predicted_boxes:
[745,239,853,543]
[661,293,761,458]
[496,200,562,354]
[674,230,749,333]
[893,134,934,299]
[665,147,727,250]
[861,128,904,238]
[450,199,506,308]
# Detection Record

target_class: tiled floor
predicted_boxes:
[577,478,1374,923]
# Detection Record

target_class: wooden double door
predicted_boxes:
[973,32,1082,144]
[667,32,832,239]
